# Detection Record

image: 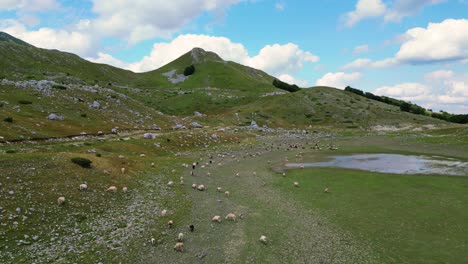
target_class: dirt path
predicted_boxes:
[151,139,378,263]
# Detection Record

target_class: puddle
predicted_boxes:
[286,154,468,176]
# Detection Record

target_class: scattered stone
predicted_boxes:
[47,113,64,121]
[143,133,156,139]
[191,122,203,128]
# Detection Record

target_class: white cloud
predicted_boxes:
[315,72,362,88]
[0,0,60,12]
[374,82,431,101]
[343,0,386,27]
[373,72,468,113]
[343,0,447,27]
[0,19,95,57]
[424,70,454,80]
[396,19,468,64]
[90,0,242,44]
[247,43,319,76]
[353,44,370,55]
[342,57,398,70]
[384,0,447,22]
[278,74,309,87]
[87,52,130,70]
[126,34,319,80]
[342,19,468,70]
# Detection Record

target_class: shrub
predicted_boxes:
[5,149,16,154]
[95,153,102,157]
[52,84,67,90]
[80,113,87,118]
[71,157,92,168]
[183,65,195,76]
[272,79,301,92]
[3,117,13,123]
[18,100,32,104]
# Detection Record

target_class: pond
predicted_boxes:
[286,154,468,176]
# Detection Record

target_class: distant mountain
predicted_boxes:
[0,32,32,47]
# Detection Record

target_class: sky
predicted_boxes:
[0,0,467,113]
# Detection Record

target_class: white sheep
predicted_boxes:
[106,186,117,192]
[167,181,174,187]
[161,209,168,217]
[180,176,184,181]
[217,187,223,192]
[151,162,155,167]
[168,220,174,228]
[57,196,66,205]
[259,235,267,244]
[235,172,240,177]
[192,183,197,189]
[224,191,230,197]
[151,237,155,245]
[293,182,299,187]
[177,232,184,242]
[174,242,184,252]
[180,180,185,185]
[122,186,128,192]
[121,167,126,174]
[79,183,88,191]
[212,215,221,223]
[197,184,205,191]
[225,213,236,221]
[324,187,330,193]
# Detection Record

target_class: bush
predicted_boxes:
[183,65,195,76]
[18,100,32,104]
[272,79,301,92]
[5,149,16,154]
[71,157,92,168]
[3,117,13,123]
[80,113,87,118]
[52,84,67,90]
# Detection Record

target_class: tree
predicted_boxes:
[400,102,411,112]
[183,65,195,76]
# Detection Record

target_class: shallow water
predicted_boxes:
[286,154,468,176]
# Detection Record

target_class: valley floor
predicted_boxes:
[0,127,467,263]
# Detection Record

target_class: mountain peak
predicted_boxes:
[189,47,222,64]
[0,32,32,47]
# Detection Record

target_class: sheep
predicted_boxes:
[167,220,174,228]
[224,191,230,197]
[180,176,184,181]
[121,167,126,174]
[235,172,240,177]
[151,237,155,245]
[282,172,286,177]
[106,186,117,192]
[161,209,168,217]
[293,182,299,187]
[179,180,185,185]
[253,172,257,176]
[79,183,88,191]
[192,183,197,189]
[189,224,195,232]
[103,169,111,175]
[197,184,205,191]
[177,232,184,242]
[225,213,236,221]
[151,162,155,167]
[174,242,184,252]
[217,187,223,193]
[122,186,128,192]
[190,171,194,176]
[212,215,221,223]
[57,196,66,205]
[167,181,174,187]
[259,235,267,244]
[324,187,330,193]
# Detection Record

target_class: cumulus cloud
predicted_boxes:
[374,82,431,101]
[87,52,130,69]
[396,19,468,64]
[278,74,309,87]
[343,0,447,27]
[247,43,319,76]
[373,71,468,113]
[343,0,386,27]
[342,19,468,70]
[315,72,362,88]
[424,70,454,80]
[0,0,60,12]
[384,0,447,22]
[125,34,319,79]
[90,0,242,44]
[0,19,95,57]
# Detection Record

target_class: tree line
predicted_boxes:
[344,86,468,124]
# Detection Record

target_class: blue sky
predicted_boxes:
[0,0,467,113]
